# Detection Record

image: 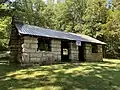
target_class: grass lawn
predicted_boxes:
[0,59,120,90]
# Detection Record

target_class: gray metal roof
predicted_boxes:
[15,24,106,45]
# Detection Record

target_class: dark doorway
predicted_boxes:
[79,43,85,62]
[61,40,70,62]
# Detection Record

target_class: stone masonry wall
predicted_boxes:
[21,36,61,65]
[10,24,24,63]
[17,36,24,63]
[84,43,103,61]
[69,42,79,62]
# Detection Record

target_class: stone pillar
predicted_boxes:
[22,36,38,64]
[51,39,61,62]
[17,36,24,63]
[9,25,19,63]
[97,45,103,61]
[98,45,103,53]
[69,42,79,62]
[84,43,92,61]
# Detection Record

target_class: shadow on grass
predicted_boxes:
[0,60,120,90]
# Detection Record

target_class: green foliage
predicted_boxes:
[83,0,108,37]
[0,4,12,51]
[54,0,87,32]
[12,0,46,26]
[102,10,120,58]
[11,0,55,28]
[0,16,11,51]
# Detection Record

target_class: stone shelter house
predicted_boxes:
[9,23,106,65]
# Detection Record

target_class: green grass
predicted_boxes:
[0,59,120,90]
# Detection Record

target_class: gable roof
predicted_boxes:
[15,24,106,45]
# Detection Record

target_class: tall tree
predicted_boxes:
[54,0,87,32]
[0,4,12,51]
[12,0,45,26]
[82,0,108,38]
[103,10,120,58]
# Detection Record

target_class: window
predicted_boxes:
[63,48,68,55]
[92,44,98,53]
[37,37,51,51]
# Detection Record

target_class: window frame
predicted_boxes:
[92,44,98,53]
[37,37,51,51]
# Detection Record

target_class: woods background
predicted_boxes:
[0,0,120,59]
